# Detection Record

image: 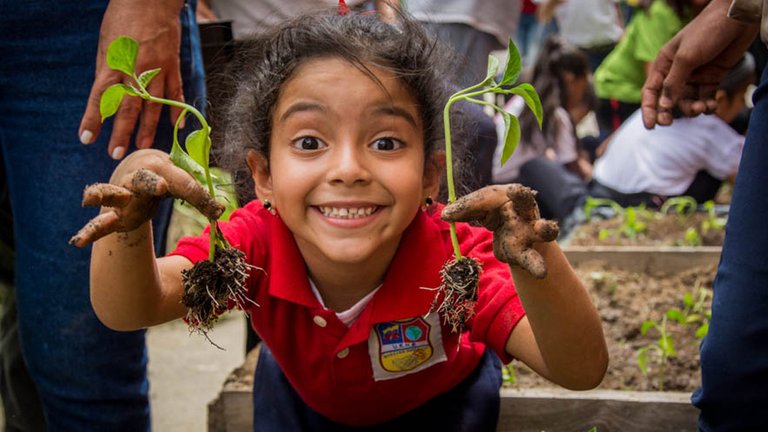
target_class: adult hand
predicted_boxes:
[69,149,224,247]
[79,0,187,160]
[442,184,559,279]
[197,0,218,22]
[641,0,759,128]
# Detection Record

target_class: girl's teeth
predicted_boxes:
[320,206,375,219]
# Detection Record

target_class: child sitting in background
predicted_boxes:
[590,53,755,207]
[70,11,607,430]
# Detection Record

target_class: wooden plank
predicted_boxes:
[498,389,697,432]
[564,246,721,273]
[208,385,698,431]
[208,391,252,432]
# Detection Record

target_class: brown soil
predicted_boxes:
[506,261,715,392]
[568,213,725,247]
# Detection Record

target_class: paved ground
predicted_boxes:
[148,311,246,432]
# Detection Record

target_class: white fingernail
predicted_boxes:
[80,130,94,145]
[111,147,126,160]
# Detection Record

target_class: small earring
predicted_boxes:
[263,200,276,216]
[422,196,434,212]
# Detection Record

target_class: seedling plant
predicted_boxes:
[429,41,543,333]
[701,200,727,234]
[637,314,676,391]
[666,279,712,339]
[659,196,697,221]
[583,197,649,241]
[99,36,254,341]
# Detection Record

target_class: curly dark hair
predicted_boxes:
[209,11,471,204]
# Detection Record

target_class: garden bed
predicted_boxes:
[568,212,725,247]
[509,260,715,393]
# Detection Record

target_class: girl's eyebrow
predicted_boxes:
[279,101,326,122]
[279,101,417,127]
[372,105,418,128]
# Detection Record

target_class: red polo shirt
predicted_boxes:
[170,201,525,426]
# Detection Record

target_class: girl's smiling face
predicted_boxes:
[250,56,438,273]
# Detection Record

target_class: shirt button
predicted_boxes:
[313,315,327,328]
[337,348,350,359]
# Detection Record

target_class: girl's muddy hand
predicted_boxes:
[69,149,224,248]
[441,184,559,278]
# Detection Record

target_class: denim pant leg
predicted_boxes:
[692,65,768,430]
[0,1,204,430]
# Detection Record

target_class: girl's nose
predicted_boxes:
[326,143,372,185]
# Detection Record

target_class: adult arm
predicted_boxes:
[442,185,608,390]
[641,0,759,128]
[79,0,189,159]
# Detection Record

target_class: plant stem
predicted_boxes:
[146,93,219,262]
[145,96,215,196]
[443,98,463,261]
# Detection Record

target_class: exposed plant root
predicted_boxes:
[181,247,257,346]
[427,257,482,334]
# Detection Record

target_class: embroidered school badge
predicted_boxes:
[368,314,447,381]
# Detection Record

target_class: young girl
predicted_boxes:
[71,12,607,430]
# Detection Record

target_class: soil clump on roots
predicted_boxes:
[430,257,482,333]
[181,247,254,346]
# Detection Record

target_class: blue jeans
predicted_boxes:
[252,345,502,431]
[0,1,205,430]
[692,65,768,429]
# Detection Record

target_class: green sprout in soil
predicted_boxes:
[637,314,677,391]
[583,197,651,241]
[701,200,726,234]
[501,362,517,385]
[660,196,697,222]
[666,279,711,339]
[100,36,254,341]
[428,41,542,334]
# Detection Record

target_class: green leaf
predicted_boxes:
[637,347,650,375]
[507,83,543,128]
[683,292,694,307]
[485,54,500,85]
[185,128,211,169]
[100,84,137,122]
[170,141,207,185]
[659,336,677,357]
[666,308,685,324]
[138,68,162,89]
[686,314,701,324]
[684,227,702,246]
[695,323,709,339]
[106,36,139,76]
[640,320,655,335]
[499,40,522,86]
[499,111,521,166]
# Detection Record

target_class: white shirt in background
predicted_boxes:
[593,110,744,195]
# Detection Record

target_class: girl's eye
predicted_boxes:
[292,136,325,151]
[371,137,403,151]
